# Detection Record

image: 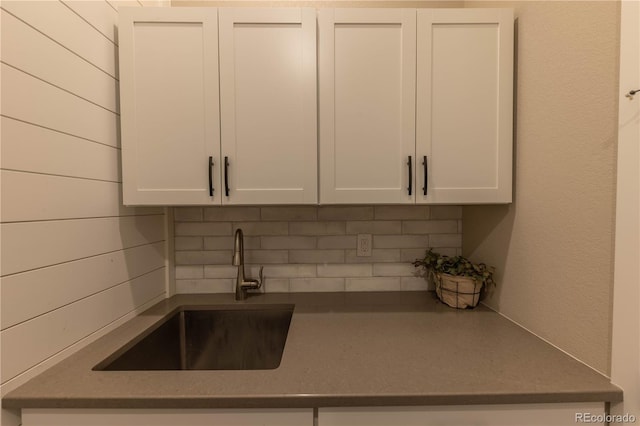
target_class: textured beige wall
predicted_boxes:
[463,1,620,375]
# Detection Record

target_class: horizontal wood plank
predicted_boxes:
[1,117,120,182]
[1,171,162,222]
[1,9,118,112]
[61,0,119,45]
[2,242,165,330]
[1,215,165,276]
[1,1,117,77]
[1,268,166,383]
[107,0,142,11]
[1,64,119,147]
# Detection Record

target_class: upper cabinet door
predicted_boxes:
[119,8,220,205]
[319,9,417,204]
[417,9,514,204]
[219,8,317,205]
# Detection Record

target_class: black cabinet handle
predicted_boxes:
[208,156,214,197]
[407,155,412,196]
[224,156,230,197]
[422,155,428,196]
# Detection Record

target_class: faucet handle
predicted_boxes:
[258,266,264,284]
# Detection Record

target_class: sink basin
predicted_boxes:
[95,305,294,371]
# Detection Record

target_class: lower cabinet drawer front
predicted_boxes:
[20,408,314,426]
[319,403,606,426]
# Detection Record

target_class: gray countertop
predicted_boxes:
[2,292,622,409]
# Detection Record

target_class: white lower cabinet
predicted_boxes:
[318,403,606,426]
[20,408,313,426]
[22,403,606,426]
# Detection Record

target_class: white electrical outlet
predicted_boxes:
[357,234,372,257]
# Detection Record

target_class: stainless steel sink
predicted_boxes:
[94,305,294,371]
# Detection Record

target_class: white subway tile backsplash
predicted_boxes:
[318,206,374,221]
[401,276,431,291]
[261,206,317,221]
[204,207,260,222]
[244,250,289,264]
[290,277,345,292]
[175,265,204,279]
[289,221,346,235]
[430,205,462,219]
[203,265,237,279]
[373,235,429,249]
[317,264,372,278]
[400,248,430,263]
[175,251,231,265]
[261,236,317,249]
[290,249,344,264]
[346,221,401,235]
[174,207,203,222]
[173,205,461,294]
[261,264,316,278]
[176,279,233,294]
[175,222,232,236]
[261,278,290,293]
[233,222,288,236]
[402,247,459,262]
[374,206,430,220]
[317,235,357,249]
[373,263,417,277]
[401,220,458,235]
[204,236,260,250]
[174,236,203,251]
[346,249,401,263]
[345,277,401,292]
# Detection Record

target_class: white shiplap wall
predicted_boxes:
[0,1,167,423]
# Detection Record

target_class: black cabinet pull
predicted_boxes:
[422,155,428,196]
[407,155,412,196]
[208,156,214,197]
[224,156,230,197]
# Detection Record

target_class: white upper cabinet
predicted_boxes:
[416,9,514,204]
[119,8,220,205]
[319,8,513,205]
[119,7,513,206]
[219,8,317,204]
[318,9,417,204]
[120,7,317,206]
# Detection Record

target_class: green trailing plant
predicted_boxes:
[413,249,496,288]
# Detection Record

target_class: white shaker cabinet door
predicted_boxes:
[219,8,317,204]
[416,9,514,204]
[319,403,606,426]
[319,9,417,204]
[119,8,221,205]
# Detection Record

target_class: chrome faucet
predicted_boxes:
[233,228,263,300]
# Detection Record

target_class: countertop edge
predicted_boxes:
[3,390,623,410]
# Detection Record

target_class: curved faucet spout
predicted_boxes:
[233,228,243,266]
[233,228,263,301]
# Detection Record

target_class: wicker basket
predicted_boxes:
[433,272,483,309]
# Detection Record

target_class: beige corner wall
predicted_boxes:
[463,1,620,375]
